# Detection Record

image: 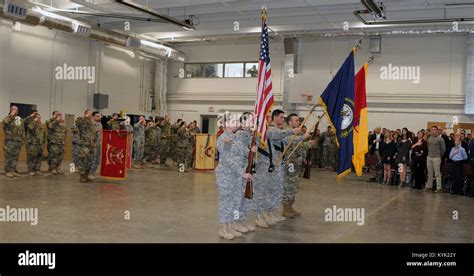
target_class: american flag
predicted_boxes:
[254,10,273,147]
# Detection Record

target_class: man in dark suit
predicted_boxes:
[368,127,384,159]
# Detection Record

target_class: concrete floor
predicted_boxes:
[0,161,473,243]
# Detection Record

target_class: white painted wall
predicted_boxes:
[168,34,474,132]
[0,19,157,119]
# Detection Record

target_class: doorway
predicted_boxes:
[201,115,218,134]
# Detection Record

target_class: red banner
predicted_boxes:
[100,130,128,180]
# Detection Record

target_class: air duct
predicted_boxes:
[0,0,185,61]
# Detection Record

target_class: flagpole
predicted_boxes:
[244,5,268,199]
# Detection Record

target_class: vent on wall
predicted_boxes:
[72,22,91,36]
[126,37,141,48]
[3,1,27,20]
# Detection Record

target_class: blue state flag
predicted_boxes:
[318,51,355,180]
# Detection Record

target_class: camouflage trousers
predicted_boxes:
[90,141,101,173]
[77,145,95,175]
[3,140,22,173]
[176,146,192,169]
[187,147,194,169]
[312,147,322,167]
[282,164,302,205]
[267,164,284,212]
[323,146,336,168]
[133,141,144,164]
[72,143,80,166]
[143,145,157,162]
[159,138,170,163]
[238,181,252,222]
[170,139,177,162]
[26,144,44,172]
[47,143,65,170]
[252,158,271,214]
[216,171,242,224]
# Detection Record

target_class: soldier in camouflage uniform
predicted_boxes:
[75,110,96,183]
[322,126,336,169]
[176,122,192,172]
[46,111,67,175]
[170,119,181,164]
[25,112,47,176]
[89,111,103,179]
[234,112,257,232]
[264,110,306,225]
[106,113,120,130]
[215,120,255,240]
[2,106,25,178]
[282,114,314,218]
[121,116,134,167]
[143,120,158,165]
[187,121,200,170]
[158,114,171,167]
[252,110,301,228]
[311,128,323,168]
[133,116,146,169]
[71,125,80,169]
[154,117,163,164]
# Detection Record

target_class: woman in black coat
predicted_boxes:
[395,127,412,186]
[381,130,397,185]
[411,131,428,189]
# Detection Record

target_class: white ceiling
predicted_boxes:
[35,0,474,43]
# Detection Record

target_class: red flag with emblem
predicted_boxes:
[100,130,128,179]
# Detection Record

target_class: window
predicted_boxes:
[245,62,259,78]
[185,63,223,78]
[224,63,244,78]
[183,62,258,78]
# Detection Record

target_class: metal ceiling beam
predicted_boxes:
[115,0,195,30]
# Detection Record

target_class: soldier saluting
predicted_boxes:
[46,111,67,175]
[75,109,96,183]
[2,105,25,178]
[25,112,47,176]
[107,113,120,131]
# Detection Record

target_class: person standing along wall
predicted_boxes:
[425,126,446,193]
[2,106,25,178]
[89,111,103,179]
[46,111,67,175]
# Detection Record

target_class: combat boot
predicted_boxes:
[227,223,242,238]
[56,167,64,174]
[282,204,296,218]
[50,168,58,175]
[270,211,286,222]
[232,221,248,234]
[262,211,277,225]
[242,221,255,232]
[255,214,269,228]
[88,173,97,180]
[35,171,43,176]
[79,174,88,183]
[5,172,14,178]
[13,172,21,177]
[289,203,301,217]
[85,173,93,182]
[29,172,36,176]
[218,224,234,240]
